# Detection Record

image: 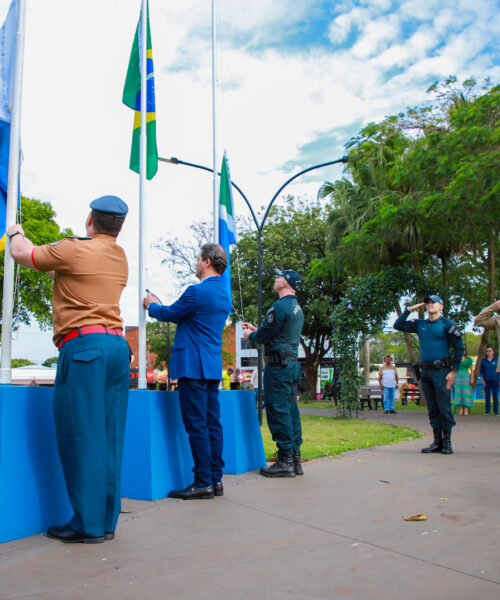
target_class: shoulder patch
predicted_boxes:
[266,307,276,325]
[447,324,462,337]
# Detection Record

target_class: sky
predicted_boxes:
[1,0,499,363]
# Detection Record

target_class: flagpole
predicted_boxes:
[211,0,218,243]
[137,0,147,390]
[0,0,25,385]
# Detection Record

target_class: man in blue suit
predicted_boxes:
[143,244,232,499]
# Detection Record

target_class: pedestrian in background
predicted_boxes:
[480,347,499,415]
[378,355,399,414]
[453,352,474,416]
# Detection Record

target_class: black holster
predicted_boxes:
[267,349,288,368]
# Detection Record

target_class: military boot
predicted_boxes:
[441,430,453,454]
[260,451,296,478]
[421,428,443,453]
[293,450,304,475]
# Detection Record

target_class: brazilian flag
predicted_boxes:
[122,1,158,180]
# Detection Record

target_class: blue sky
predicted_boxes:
[0,0,498,362]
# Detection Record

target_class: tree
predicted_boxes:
[0,196,73,336]
[233,198,339,393]
[42,356,58,367]
[11,358,35,367]
[146,321,177,370]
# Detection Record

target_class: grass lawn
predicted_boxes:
[298,399,490,415]
[261,415,423,461]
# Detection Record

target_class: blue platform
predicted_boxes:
[0,387,265,543]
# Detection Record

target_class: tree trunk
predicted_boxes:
[392,297,418,363]
[362,336,370,385]
[473,235,496,384]
[303,358,319,395]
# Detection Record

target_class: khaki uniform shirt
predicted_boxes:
[32,234,128,345]
[474,303,500,373]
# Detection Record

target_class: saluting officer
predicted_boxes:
[7,195,130,544]
[242,268,304,477]
[394,294,464,454]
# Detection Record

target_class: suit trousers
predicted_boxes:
[421,368,456,432]
[178,378,224,487]
[53,333,130,537]
[263,360,303,454]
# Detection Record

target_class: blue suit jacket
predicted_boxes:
[148,276,232,381]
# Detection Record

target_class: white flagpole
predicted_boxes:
[0,0,25,385]
[211,0,218,243]
[137,0,147,389]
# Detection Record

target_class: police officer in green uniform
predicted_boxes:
[394,294,464,454]
[242,269,304,477]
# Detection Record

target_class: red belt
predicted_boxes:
[57,326,124,349]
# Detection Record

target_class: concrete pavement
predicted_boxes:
[1,410,500,599]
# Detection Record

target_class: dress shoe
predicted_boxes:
[384,410,389,414]
[213,481,224,497]
[47,524,104,544]
[168,484,214,500]
[104,532,115,540]
[390,410,397,414]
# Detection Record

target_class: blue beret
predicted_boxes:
[90,195,128,216]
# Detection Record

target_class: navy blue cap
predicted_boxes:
[424,294,444,304]
[275,268,302,291]
[90,195,128,216]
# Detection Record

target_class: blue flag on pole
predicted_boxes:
[0,0,18,251]
[218,152,236,305]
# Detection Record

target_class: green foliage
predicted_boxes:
[317,78,499,411]
[233,198,340,392]
[146,321,177,369]
[42,356,58,367]
[11,358,35,367]
[261,415,422,460]
[0,196,73,330]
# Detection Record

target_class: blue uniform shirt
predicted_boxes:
[394,309,464,370]
[480,356,499,381]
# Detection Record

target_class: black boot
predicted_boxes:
[293,450,304,476]
[421,428,443,453]
[260,451,296,478]
[441,430,453,454]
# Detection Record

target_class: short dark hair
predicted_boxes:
[200,243,227,274]
[486,347,494,351]
[91,209,126,237]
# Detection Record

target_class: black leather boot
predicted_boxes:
[441,430,453,454]
[260,451,296,478]
[293,450,304,475]
[421,428,443,453]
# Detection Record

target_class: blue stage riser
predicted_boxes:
[0,387,265,543]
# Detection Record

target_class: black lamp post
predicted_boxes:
[159,154,357,424]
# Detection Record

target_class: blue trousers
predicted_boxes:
[263,361,303,454]
[178,378,224,488]
[421,368,455,432]
[484,380,499,414]
[382,386,396,411]
[53,333,130,537]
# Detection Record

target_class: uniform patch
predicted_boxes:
[448,324,462,337]
[266,308,276,324]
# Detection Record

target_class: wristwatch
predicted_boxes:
[8,231,22,239]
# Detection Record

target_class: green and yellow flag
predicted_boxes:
[122,1,158,180]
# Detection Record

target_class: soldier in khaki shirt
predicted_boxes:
[7,195,129,544]
[474,301,500,375]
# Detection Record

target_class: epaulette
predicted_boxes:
[49,236,92,246]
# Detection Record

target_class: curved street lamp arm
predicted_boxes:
[260,155,355,230]
[159,156,260,231]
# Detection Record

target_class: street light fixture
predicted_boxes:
[159,154,360,424]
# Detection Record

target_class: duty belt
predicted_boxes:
[417,358,451,370]
[57,326,124,349]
